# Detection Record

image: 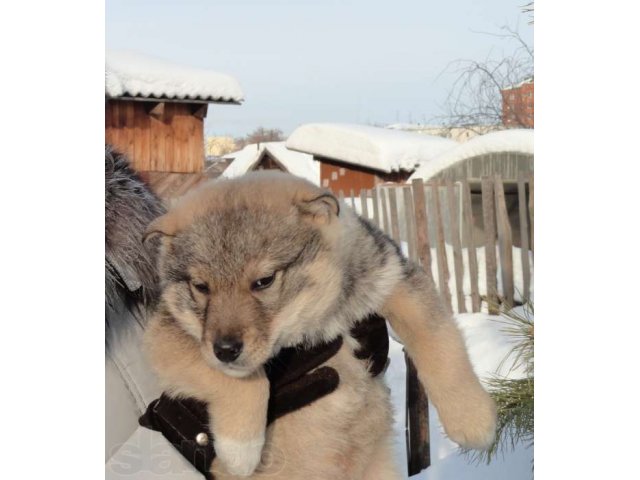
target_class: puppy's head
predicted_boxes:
[145,172,344,377]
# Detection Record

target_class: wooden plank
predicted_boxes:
[403,186,417,262]
[171,104,188,172]
[191,103,208,119]
[481,177,499,314]
[446,180,466,313]
[164,103,175,172]
[462,180,481,312]
[405,352,431,474]
[125,101,136,163]
[149,102,166,171]
[529,173,534,259]
[133,103,151,171]
[388,187,401,245]
[147,101,165,117]
[380,188,390,235]
[431,181,453,312]
[371,188,380,227]
[191,113,204,173]
[517,174,531,303]
[411,179,432,273]
[106,101,117,147]
[117,101,129,156]
[360,189,369,220]
[494,176,514,309]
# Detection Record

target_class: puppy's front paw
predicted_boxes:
[437,385,497,450]
[215,435,265,477]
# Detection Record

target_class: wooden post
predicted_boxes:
[403,186,418,262]
[408,180,435,474]
[388,187,401,245]
[446,180,466,313]
[481,177,499,314]
[380,187,390,235]
[405,352,431,475]
[371,187,380,227]
[431,181,453,312]
[517,174,531,303]
[529,173,534,259]
[462,180,481,312]
[338,190,345,203]
[350,189,356,210]
[494,176,514,310]
[411,179,432,273]
[360,189,369,220]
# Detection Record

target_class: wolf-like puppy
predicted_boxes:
[144,171,496,479]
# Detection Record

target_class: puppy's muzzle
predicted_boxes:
[213,337,243,363]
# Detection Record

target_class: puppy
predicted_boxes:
[144,171,496,479]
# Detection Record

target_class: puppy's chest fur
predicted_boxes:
[216,341,393,479]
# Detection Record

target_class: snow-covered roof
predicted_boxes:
[286,123,456,174]
[222,142,320,185]
[105,50,244,103]
[409,129,534,182]
[502,76,534,91]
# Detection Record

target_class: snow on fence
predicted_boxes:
[337,174,534,316]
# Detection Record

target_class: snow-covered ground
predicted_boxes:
[386,310,533,479]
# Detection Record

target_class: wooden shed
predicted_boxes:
[105,50,244,175]
[286,123,456,193]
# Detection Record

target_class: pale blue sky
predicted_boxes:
[106,0,533,138]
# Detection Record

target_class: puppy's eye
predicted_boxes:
[251,273,276,291]
[191,281,210,295]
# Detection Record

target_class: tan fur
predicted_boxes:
[381,281,496,449]
[144,171,495,479]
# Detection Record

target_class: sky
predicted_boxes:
[106,0,533,138]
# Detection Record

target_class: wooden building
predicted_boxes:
[105,50,244,177]
[286,123,456,194]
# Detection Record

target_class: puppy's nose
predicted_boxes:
[213,337,243,363]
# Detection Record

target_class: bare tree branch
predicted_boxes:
[433,25,533,131]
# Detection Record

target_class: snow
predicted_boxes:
[286,123,457,173]
[409,129,534,182]
[386,309,534,479]
[222,142,320,185]
[106,50,244,103]
[428,244,534,311]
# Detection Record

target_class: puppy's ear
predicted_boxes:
[298,193,340,225]
[143,214,178,245]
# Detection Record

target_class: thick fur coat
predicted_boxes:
[105,145,165,314]
[144,171,496,479]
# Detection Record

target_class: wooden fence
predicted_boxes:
[336,175,534,475]
[336,174,534,314]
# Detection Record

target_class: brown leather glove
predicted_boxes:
[139,313,389,479]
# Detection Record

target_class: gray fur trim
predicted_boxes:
[105,145,165,314]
